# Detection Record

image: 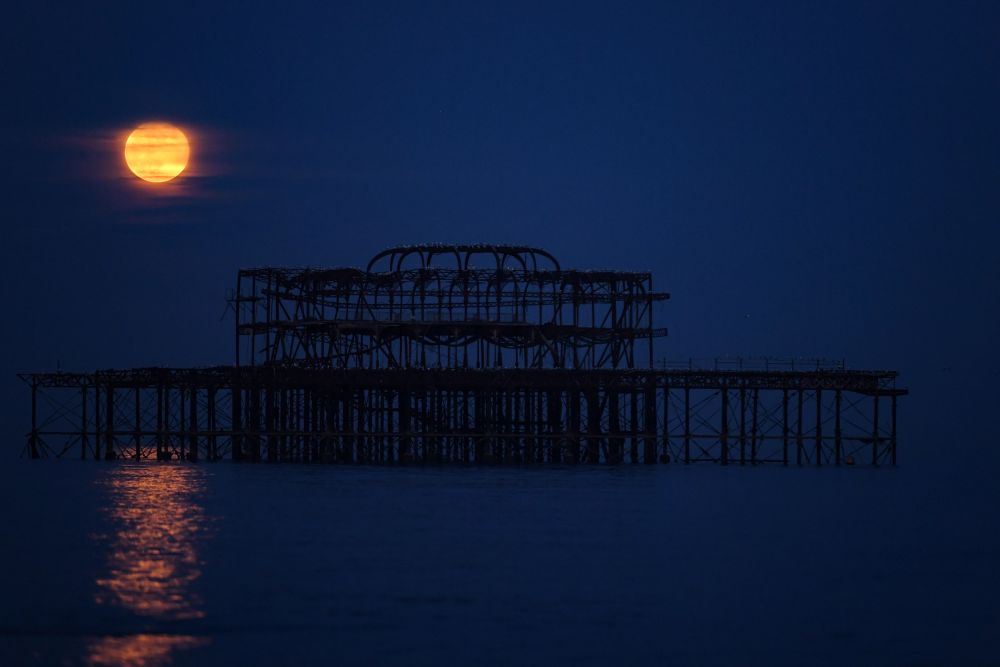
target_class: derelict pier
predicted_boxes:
[20,244,906,465]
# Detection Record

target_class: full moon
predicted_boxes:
[123,122,190,183]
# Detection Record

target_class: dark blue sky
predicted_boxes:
[2,1,998,457]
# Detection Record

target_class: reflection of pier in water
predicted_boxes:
[87,466,209,667]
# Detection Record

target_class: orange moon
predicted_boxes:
[123,122,190,183]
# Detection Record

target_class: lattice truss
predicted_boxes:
[234,244,669,370]
[20,370,235,462]
[20,369,901,466]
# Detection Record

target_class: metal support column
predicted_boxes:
[720,386,729,465]
[782,388,789,466]
[104,384,115,460]
[683,384,691,464]
[134,387,141,461]
[643,380,657,464]
[796,389,804,466]
[189,387,198,462]
[835,389,842,465]
[739,384,746,465]
[815,388,822,466]
[890,394,897,466]
[81,385,88,460]
[29,378,39,459]
[871,392,880,467]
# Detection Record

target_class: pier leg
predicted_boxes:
[179,388,186,461]
[607,389,621,464]
[782,388,789,466]
[344,390,354,463]
[815,388,822,467]
[528,391,537,462]
[353,389,363,463]
[81,385,88,460]
[720,387,728,465]
[630,390,639,464]
[891,395,897,466]
[739,384,746,465]
[95,385,101,462]
[622,390,639,463]
[796,389,804,466]
[569,390,581,464]
[105,385,115,460]
[29,379,39,459]
[684,385,691,464]
[511,389,521,464]
[208,387,217,461]
[266,384,277,462]
[662,384,670,463]
[535,391,545,463]
[586,388,601,464]
[400,388,412,463]
[250,387,261,461]
[134,388,141,461]
[156,383,164,460]
[280,389,289,461]
[231,385,243,462]
[871,393,880,467]
[548,390,562,463]
[643,380,657,464]
[835,390,842,465]
[189,388,198,462]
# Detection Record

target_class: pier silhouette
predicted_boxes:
[21,245,906,465]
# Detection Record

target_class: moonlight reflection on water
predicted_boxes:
[87,465,211,667]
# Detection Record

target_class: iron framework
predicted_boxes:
[20,244,906,465]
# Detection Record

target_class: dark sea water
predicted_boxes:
[1,461,997,666]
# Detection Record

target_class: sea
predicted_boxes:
[0,460,996,666]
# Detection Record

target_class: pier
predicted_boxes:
[20,245,906,465]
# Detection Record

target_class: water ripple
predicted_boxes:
[87,465,212,667]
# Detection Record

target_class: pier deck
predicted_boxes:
[20,365,904,466]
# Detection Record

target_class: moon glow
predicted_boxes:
[124,123,190,183]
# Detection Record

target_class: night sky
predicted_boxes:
[2,1,998,464]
